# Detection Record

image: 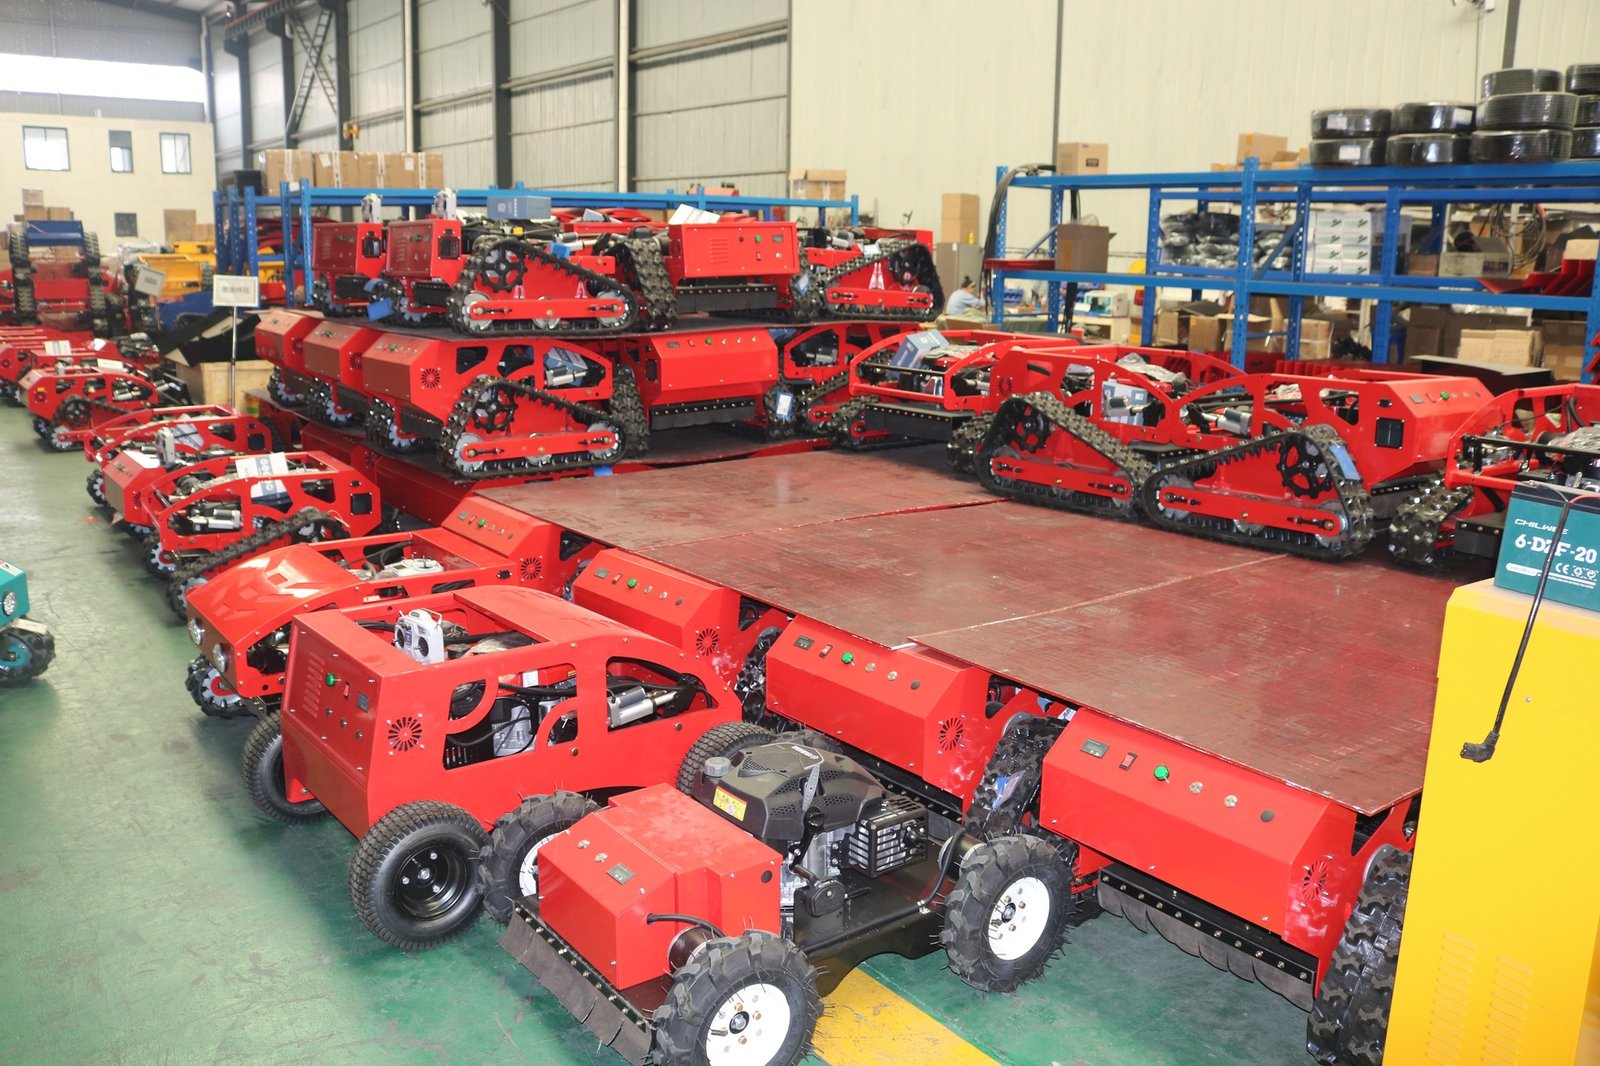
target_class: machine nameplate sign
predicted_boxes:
[712,787,747,821]
[211,274,260,308]
[132,264,167,297]
[606,864,634,885]
[1496,484,1600,613]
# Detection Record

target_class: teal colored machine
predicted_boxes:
[0,561,55,685]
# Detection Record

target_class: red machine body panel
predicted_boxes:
[665,221,798,283]
[303,320,382,389]
[277,585,740,836]
[253,307,323,377]
[1039,708,1411,967]
[85,404,263,462]
[538,785,782,989]
[385,219,462,281]
[363,330,612,422]
[310,221,386,311]
[607,326,778,416]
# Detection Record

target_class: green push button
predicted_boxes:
[324,672,337,687]
[627,578,637,588]
[477,518,486,527]
[1153,764,1170,781]
[841,652,854,665]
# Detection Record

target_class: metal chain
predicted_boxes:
[1387,475,1474,569]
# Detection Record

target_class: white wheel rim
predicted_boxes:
[987,874,1050,961]
[705,981,792,1066]
[515,831,560,898]
[595,289,627,328]
[453,432,483,470]
[462,291,491,333]
[531,296,559,331]
[587,421,621,459]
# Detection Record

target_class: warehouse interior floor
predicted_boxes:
[0,409,1309,1066]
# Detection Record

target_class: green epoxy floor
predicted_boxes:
[0,409,1309,1065]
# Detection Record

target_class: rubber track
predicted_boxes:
[1139,423,1375,560]
[1306,848,1410,1065]
[964,715,1066,840]
[165,507,329,619]
[1386,474,1474,569]
[976,391,1155,519]
[364,397,429,454]
[612,236,677,330]
[434,364,648,480]
[806,239,943,324]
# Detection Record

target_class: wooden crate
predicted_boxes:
[172,359,274,411]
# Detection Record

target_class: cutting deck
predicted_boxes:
[484,448,1454,814]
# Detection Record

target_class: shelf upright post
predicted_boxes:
[226,187,241,274]
[212,190,224,279]
[1229,157,1260,367]
[1372,184,1404,364]
[279,183,295,307]
[1141,178,1161,344]
[299,184,316,308]
[1286,176,1312,360]
[1585,260,1600,385]
[246,186,260,281]
[1046,184,1064,332]
[990,165,1008,326]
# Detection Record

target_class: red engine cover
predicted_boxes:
[539,785,782,989]
[254,308,323,374]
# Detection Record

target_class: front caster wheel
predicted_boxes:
[477,791,598,924]
[186,654,246,717]
[241,712,328,825]
[349,800,488,951]
[143,534,177,577]
[941,834,1072,993]
[652,930,821,1066]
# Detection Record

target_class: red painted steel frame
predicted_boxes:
[1440,384,1600,525]
[278,585,740,836]
[22,363,158,431]
[254,306,325,379]
[86,406,271,462]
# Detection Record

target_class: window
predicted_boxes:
[22,126,69,171]
[114,213,137,237]
[160,132,191,174]
[109,130,133,173]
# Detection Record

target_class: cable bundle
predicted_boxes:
[1470,129,1574,164]
[1478,92,1579,131]
[1393,101,1475,133]
[1386,134,1471,167]
[1481,68,1562,97]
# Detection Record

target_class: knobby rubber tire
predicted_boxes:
[476,791,598,924]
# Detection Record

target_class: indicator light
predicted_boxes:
[1153,764,1170,781]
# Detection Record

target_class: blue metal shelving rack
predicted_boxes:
[988,159,1600,383]
[214,183,860,310]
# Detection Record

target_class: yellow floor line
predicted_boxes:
[811,969,998,1066]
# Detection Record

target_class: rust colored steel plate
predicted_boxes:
[483,447,996,550]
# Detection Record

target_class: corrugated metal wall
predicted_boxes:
[416,0,494,186]
[508,0,616,190]
[630,0,789,196]
[213,42,246,174]
[348,0,406,151]
[247,31,286,151]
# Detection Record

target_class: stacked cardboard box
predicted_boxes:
[1053,224,1111,273]
[1541,321,1590,381]
[789,168,846,201]
[1457,328,1543,367]
[1308,209,1382,275]
[1055,142,1108,175]
[269,149,446,189]
[941,194,980,246]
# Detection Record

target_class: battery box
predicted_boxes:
[1495,483,1600,613]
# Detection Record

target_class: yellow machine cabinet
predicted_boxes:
[1385,580,1600,1064]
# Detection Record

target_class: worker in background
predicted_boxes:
[945,276,982,315]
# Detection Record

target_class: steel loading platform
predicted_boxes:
[484,447,1454,815]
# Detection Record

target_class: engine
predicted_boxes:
[689,741,928,917]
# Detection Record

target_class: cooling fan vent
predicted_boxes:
[388,715,423,753]
[518,556,542,582]
[420,368,442,390]
[936,717,966,752]
[1297,858,1331,905]
[349,352,363,371]
[694,627,721,656]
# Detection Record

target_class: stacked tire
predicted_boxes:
[1309,108,1389,168]
[1385,102,1473,166]
[1471,66,1579,163]
[1568,63,1600,161]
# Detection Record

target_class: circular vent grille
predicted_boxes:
[349,352,363,371]
[1297,858,1330,904]
[388,715,423,752]
[518,557,542,582]
[420,368,442,390]
[937,717,966,752]
[694,628,720,656]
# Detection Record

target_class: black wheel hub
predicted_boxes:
[1280,438,1333,497]
[393,844,470,919]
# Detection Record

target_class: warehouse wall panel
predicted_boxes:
[417,0,492,101]
[510,0,615,79]
[349,0,405,120]
[631,29,789,196]
[420,98,494,187]
[510,72,616,189]
[790,0,1055,239]
[212,40,243,158]
[633,0,785,49]
[0,0,201,68]
[0,93,205,124]
[1512,0,1600,72]
[247,32,286,149]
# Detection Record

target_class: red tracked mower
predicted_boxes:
[0,335,147,405]
[22,360,184,452]
[299,319,383,430]
[254,306,325,407]
[304,194,387,317]
[90,407,277,519]
[974,352,1490,559]
[1388,383,1600,568]
[251,584,743,951]
[181,497,600,719]
[141,450,388,617]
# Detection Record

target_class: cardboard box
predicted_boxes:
[21,205,47,222]
[45,206,72,221]
[256,148,314,190]
[341,152,379,188]
[312,150,338,187]
[171,357,275,410]
[941,193,980,245]
[1540,320,1590,381]
[1055,142,1108,175]
[1439,235,1513,278]
[1405,253,1439,276]
[1187,315,1223,352]
[21,189,44,208]
[417,151,445,188]
[193,223,215,242]
[164,209,197,244]
[1458,328,1542,367]
[1442,311,1527,357]
[1155,308,1190,346]
[380,152,419,188]
[1237,132,1288,163]
[1053,223,1110,273]
[789,168,847,202]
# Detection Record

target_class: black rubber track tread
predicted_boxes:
[476,791,598,924]
[1309,138,1383,167]
[1578,95,1600,127]
[733,626,784,721]
[446,235,640,335]
[1306,847,1410,1066]
[651,930,821,1066]
[1391,101,1475,134]
[824,397,875,450]
[1477,91,1579,131]
[1470,128,1574,164]
[676,721,774,794]
[964,715,1066,839]
[1569,64,1600,94]
[348,800,489,951]
[240,712,329,825]
[143,532,177,577]
[1386,475,1474,569]
[976,391,1155,520]
[1385,133,1470,167]
[0,624,55,684]
[941,834,1073,993]
[1310,108,1392,139]
[1482,67,1561,97]
[947,413,994,474]
[1573,125,1600,160]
